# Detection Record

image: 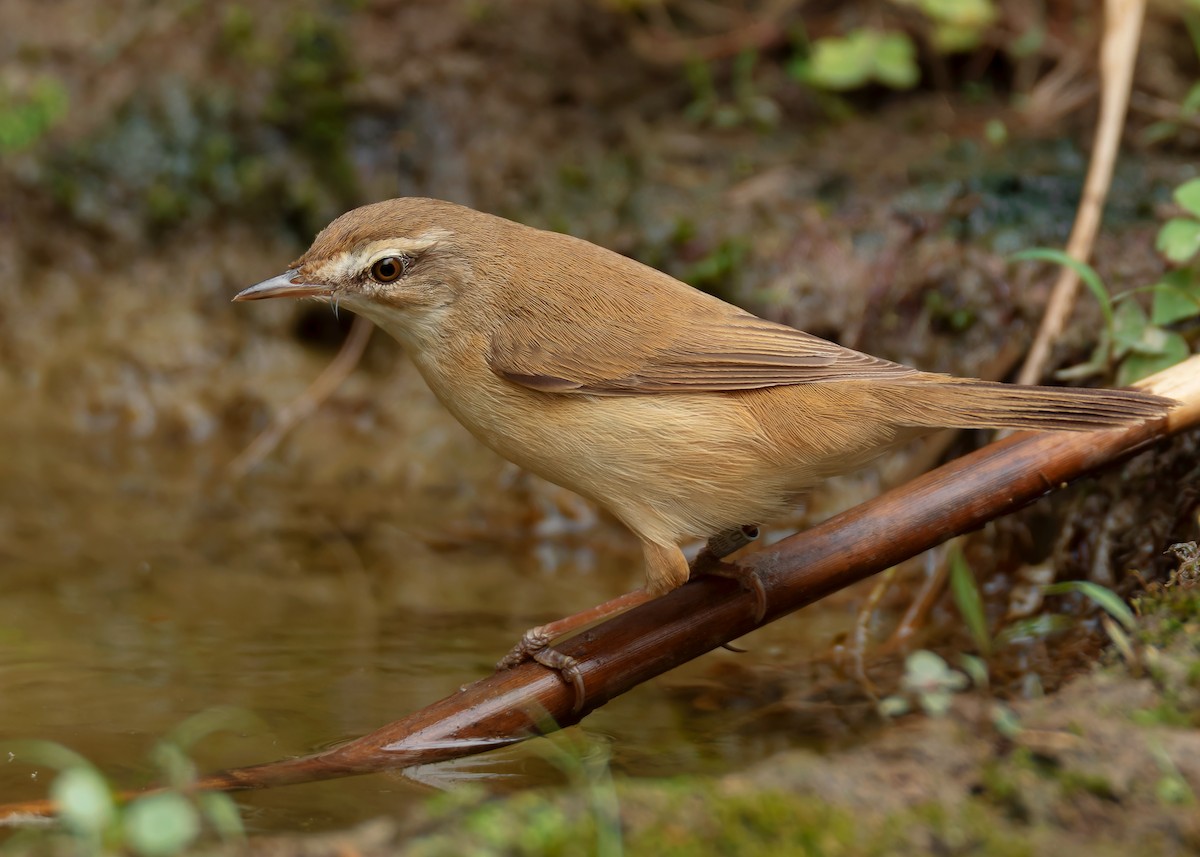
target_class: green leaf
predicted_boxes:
[984,119,1007,146]
[921,0,997,51]
[996,613,1075,646]
[198,792,246,840]
[1009,24,1045,59]
[1,739,94,771]
[906,649,954,683]
[959,652,990,688]
[1157,774,1195,806]
[874,33,919,89]
[124,793,201,857]
[919,688,955,717]
[1157,218,1200,264]
[0,76,69,154]
[1131,322,1171,357]
[164,706,265,751]
[918,0,997,28]
[1117,331,1190,385]
[1011,248,1113,330]
[949,547,990,655]
[1141,120,1182,147]
[1112,298,1150,358]
[901,650,968,717]
[991,703,1023,738]
[51,767,116,835]
[1043,580,1137,631]
[804,32,877,90]
[1150,269,1200,325]
[803,29,919,92]
[931,23,985,52]
[1183,81,1200,115]
[151,743,196,790]
[1173,178,1200,218]
[1054,337,1111,380]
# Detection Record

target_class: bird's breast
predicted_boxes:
[404,344,801,543]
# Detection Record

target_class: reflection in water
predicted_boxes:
[0,416,856,832]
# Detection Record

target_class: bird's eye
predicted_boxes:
[370,256,408,283]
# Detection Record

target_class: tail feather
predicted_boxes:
[879,378,1175,432]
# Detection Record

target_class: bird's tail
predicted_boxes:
[877,377,1175,432]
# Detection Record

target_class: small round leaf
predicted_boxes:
[51,767,115,834]
[124,793,201,857]
[1172,178,1200,219]
[1157,218,1200,264]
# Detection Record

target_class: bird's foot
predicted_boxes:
[497,628,585,712]
[495,588,657,714]
[693,559,767,623]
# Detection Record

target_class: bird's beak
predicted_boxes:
[232,269,333,302]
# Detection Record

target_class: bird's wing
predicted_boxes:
[488,307,920,395]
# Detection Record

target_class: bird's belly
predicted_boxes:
[415,361,792,543]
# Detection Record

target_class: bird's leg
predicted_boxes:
[703,524,761,560]
[496,588,658,712]
[690,524,767,622]
[495,531,765,711]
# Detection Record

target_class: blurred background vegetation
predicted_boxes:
[2,0,1199,438]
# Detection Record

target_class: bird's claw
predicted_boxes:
[496,626,553,670]
[530,648,586,713]
[694,559,768,624]
[497,626,586,713]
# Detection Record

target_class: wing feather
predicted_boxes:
[489,306,919,395]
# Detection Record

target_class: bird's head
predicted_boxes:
[234,198,486,335]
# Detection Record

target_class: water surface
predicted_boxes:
[0,412,867,831]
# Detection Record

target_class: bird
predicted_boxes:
[234,197,1175,703]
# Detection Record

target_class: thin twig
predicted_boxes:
[846,566,895,698]
[628,0,799,65]
[878,543,953,655]
[1129,91,1200,131]
[228,316,374,479]
[1017,0,1146,385]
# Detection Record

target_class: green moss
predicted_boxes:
[413,791,600,857]
[44,83,232,231]
[1133,590,1200,647]
[23,4,362,241]
[1156,774,1196,807]
[1186,660,1200,687]
[620,785,868,857]
[218,4,259,60]
[1131,702,1196,728]
[683,237,749,301]
[908,803,1038,857]
[1057,770,1118,802]
[266,12,356,162]
[557,164,590,190]
[978,759,1025,816]
[0,75,69,154]
[408,778,1107,857]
